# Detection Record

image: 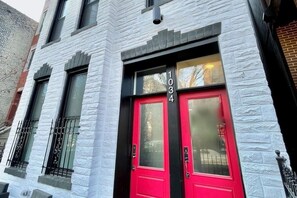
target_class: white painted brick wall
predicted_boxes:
[0,0,288,197]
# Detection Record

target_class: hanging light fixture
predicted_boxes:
[153,0,163,24]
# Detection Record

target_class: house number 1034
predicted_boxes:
[168,71,174,103]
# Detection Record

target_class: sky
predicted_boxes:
[2,0,46,21]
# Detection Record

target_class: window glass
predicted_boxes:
[57,71,87,170]
[139,103,164,168]
[147,0,154,7]
[135,67,166,95]
[49,19,64,41]
[36,11,47,34]
[59,117,79,170]
[79,0,99,28]
[30,80,48,120]
[19,80,48,164]
[21,121,38,162]
[59,0,69,18]
[26,49,35,70]
[64,72,87,117]
[48,0,68,42]
[188,97,230,176]
[177,54,225,89]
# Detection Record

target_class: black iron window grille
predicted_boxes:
[6,120,38,169]
[276,150,297,198]
[42,117,80,178]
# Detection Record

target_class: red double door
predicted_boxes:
[130,89,245,198]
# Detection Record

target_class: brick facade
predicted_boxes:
[0,1,38,124]
[0,0,288,197]
[277,20,297,88]
[4,0,51,125]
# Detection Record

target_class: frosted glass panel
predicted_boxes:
[139,103,164,168]
[188,97,230,176]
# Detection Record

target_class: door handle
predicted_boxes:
[132,144,136,158]
[184,147,190,179]
[131,144,136,171]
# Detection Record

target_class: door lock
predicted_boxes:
[184,147,190,179]
[132,144,136,158]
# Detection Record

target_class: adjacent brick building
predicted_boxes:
[0,0,38,159]
[277,21,297,87]
[249,0,297,174]
[0,0,294,197]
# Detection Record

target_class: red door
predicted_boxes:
[130,96,170,198]
[180,90,244,198]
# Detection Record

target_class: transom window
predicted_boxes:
[176,54,225,89]
[134,66,166,95]
[134,54,225,95]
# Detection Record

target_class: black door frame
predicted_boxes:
[114,37,221,197]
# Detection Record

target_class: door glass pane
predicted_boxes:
[188,97,230,176]
[139,103,164,168]
[177,54,225,89]
[135,67,166,95]
[64,72,87,117]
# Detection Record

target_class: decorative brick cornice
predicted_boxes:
[64,51,91,71]
[121,22,221,61]
[34,63,52,80]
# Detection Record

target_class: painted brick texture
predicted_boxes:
[0,0,288,197]
[277,20,297,88]
[0,1,38,124]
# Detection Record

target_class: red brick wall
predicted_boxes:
[277,20,297,88]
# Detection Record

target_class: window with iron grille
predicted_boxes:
[48,0,69,42]
[43,69,87,177]
[7,79,48,169]
[79,0,99,28]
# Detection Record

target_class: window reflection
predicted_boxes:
[135,67,166,95]
[177,54,225,89]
